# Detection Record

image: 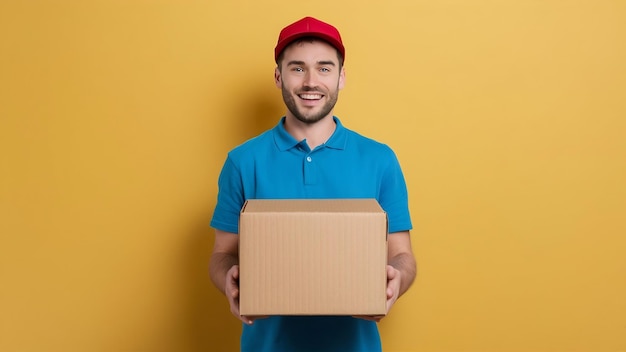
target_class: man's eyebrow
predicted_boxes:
[317,60,336,66]
[286,60,305,66]
[286,60,337,66]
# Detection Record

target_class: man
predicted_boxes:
[209,17,416,352]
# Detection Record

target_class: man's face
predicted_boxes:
[275,40,345,125]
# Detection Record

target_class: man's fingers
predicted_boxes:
[386,265,397,279]
[227,275,239,298]
[225,265,246,323]
[226,265,240,298]
[232,266,239,279]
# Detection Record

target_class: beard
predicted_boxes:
[281,85,339,125]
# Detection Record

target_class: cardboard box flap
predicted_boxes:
[241,198,384,214]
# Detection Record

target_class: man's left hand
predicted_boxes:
[353,265,401,322]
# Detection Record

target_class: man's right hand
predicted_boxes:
[210,230,268,325]
[225,265,267,325]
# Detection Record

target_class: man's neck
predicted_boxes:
[283,114,336,150]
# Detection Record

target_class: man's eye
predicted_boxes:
[293,67,304,72]
[320,68,330,72]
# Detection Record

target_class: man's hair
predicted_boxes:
[276,36,345,70]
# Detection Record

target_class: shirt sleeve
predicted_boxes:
[378,150,412,234]
[210,156,244,234]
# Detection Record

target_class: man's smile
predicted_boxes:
[298,93,324,100]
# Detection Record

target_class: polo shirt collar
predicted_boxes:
[273,116,347,151]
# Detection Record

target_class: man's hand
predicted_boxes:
[354,265,402,322]
[225,265,267,325]
[210,230,268,325]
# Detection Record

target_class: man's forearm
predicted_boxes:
[389,252,417,296]
[209,252,239,295]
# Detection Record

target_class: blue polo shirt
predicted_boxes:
[211,117,412,352]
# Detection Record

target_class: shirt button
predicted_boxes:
[306,156,312,162]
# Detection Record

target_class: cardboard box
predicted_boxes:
[239,199,388,316]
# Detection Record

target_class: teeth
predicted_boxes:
[299,94,322,100]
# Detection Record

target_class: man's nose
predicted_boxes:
[303,71,318,87]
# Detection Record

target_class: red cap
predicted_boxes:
[274,17,345,63]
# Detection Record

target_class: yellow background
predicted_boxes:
[1,1,625,351]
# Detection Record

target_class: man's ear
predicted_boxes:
[338,67,346,90]
[274,67,281,89]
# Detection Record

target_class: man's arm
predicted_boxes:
[387,230,417,298]
[209,229,239,294]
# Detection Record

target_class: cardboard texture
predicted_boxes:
[239,199,388,316]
